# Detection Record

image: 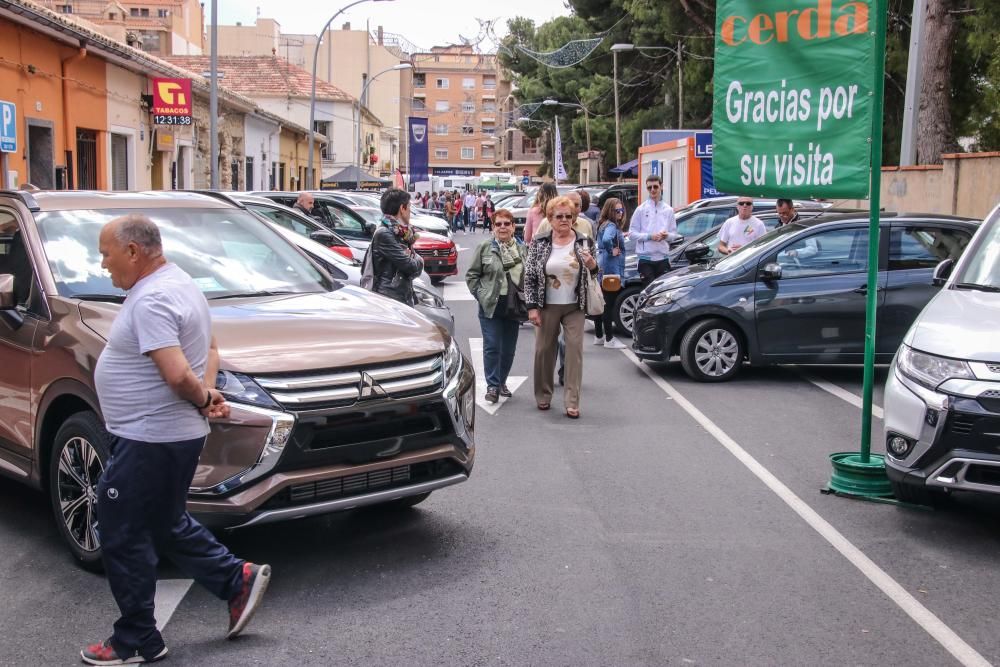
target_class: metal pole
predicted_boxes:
[613,50,621,167]
[860,0,889,462]
[676,41,683,128]
[209,0,218,189]
[0,152,9,189]
[900,0,927,166]
[355,99,362,189]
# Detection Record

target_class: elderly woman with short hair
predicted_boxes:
[523,195,599,419]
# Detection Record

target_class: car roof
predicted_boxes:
[13,190,241,212]
[800,210,979,227]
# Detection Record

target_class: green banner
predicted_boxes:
[712,0,876,199]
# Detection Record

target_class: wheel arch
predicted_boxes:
[35,380,102,489]
[670,312,751,361]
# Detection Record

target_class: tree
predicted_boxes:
[916,0,961,162]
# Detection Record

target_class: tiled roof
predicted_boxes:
[164,55,355,102]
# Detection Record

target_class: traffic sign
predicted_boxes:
[0,100,16,153]
[522,169,529,176]
[521,176,530,186]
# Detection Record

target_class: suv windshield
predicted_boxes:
[953,208,1000,290]
[35,208,332,299]
[711,222,806,271]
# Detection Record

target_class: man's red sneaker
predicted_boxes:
[227,562,271,639]
[80,639,168,665]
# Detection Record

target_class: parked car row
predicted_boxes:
[0,189,473,570]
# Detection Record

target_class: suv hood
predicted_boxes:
[79,286,446,374]
[905,288,1000,361]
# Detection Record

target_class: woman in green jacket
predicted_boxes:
[465,208,527,403]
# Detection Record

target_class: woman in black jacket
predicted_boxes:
[368,189,424,305]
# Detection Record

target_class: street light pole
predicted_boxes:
[610,43,635,168]
[542,98,591,152]
[355,63,412,189]
[209,0,218,189]
[307,0,392,190]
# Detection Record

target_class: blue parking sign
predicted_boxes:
[0,100,16,153]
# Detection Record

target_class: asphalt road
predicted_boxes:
[1,232,998,666]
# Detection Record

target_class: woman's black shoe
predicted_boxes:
[499,384,512,397]
[485,386,499,403]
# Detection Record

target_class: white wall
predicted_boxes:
[255,96,359,178]
[244,114,280,191]
[105,65,150,190]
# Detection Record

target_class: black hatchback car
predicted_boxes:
[632,212,978,381]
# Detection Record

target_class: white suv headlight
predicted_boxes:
[443,338,462,381]
[896,345,974,390]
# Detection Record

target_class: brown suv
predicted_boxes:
[0,190,475,569]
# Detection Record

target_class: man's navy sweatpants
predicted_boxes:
[96,435,244,660]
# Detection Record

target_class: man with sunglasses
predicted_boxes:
[629,174,679,285]
[718,197,767,255]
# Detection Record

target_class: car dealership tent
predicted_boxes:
[321,166,391,189]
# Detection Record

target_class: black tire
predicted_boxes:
[48,412,111,572]
[430,276,446,286]
[614,286,643,337]
[890,479,946,507]
[679,318,745,382]
[378,491,432,510]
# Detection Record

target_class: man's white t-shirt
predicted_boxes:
[719,215,767,251]
[545,238,580,305]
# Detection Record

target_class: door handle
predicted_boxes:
[853,285,884,294]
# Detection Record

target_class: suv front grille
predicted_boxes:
[415,248,451,258]
[253,355,443,409]
[949,416,975,436]
[260,459,464,510]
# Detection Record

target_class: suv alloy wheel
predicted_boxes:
[614,286,643,336]
[48,412,110,572]
[679,319,745,382]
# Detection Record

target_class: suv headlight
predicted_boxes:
[414,284,445,309]
[645,286,692,308]
[216,370,280,409]
[896,345,974,390]
[443,338,462,382]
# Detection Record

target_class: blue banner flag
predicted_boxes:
[408,117,429,185]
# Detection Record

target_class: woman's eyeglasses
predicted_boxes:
[552,214,575,221]
[494,221,513,227]
[614,208,624,214]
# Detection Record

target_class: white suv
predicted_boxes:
[883,204,1000,504]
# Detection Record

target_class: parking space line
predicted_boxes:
[800,372,884,419]
[154,579,193,631]
[623,350,991,667]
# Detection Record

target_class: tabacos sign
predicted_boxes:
[152,78,193,125]
[712,0,876,199]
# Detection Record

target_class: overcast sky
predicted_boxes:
[213,0,570,51]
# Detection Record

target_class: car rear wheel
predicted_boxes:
[430,276,446,286]
[679,319,744,382]
[49,412,111,572]
[614,286,643,336]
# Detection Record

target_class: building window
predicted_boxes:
[434,148,448,159]
[141,8,149,16]
[522,137,538,154]
[157,8,168,17]
[435,124,448,135]
[136,30,161,53]
[482,146,495,159]
[483,76,497,89]
[412,98,426,111]
[57,4,72,13]
[108,11,116,19]
[461,125,474,136]
[435,77,449,89]
[461,147,474,160]
[461,102,475,113]
[413,73,426,88]
[435,100,450,112]
[481,124,495,136]
[462,77,475,89]
[482,101,496,113]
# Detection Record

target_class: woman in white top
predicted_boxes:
[523,196,599,418]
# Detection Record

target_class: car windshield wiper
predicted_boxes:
[208,290,302,300]
[72,293,127,303]
[954,282,1000,293]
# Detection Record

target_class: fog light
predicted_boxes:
[924,409,939,427]
[887,435,911,457]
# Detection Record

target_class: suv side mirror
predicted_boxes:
[683,242,712,263]
[760,262,783,282]
[932,258,955,287]
[0,274,15,309]
[669,235,686,249]
[364,221,377,236]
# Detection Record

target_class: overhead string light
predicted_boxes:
[513,37,605,69]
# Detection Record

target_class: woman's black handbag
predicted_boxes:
[504,272,529,322]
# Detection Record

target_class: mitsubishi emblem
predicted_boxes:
[359,372,387,399]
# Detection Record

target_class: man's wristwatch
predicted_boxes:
[199,390,212,409]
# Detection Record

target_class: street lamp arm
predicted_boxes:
[356,63,412,189]
[307,0,389,189]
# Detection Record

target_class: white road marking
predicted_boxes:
[468,337,527,415]
[441,282,476,301]
[800,372,884,419]
[623,349,991,667]
[154,579,194,631]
